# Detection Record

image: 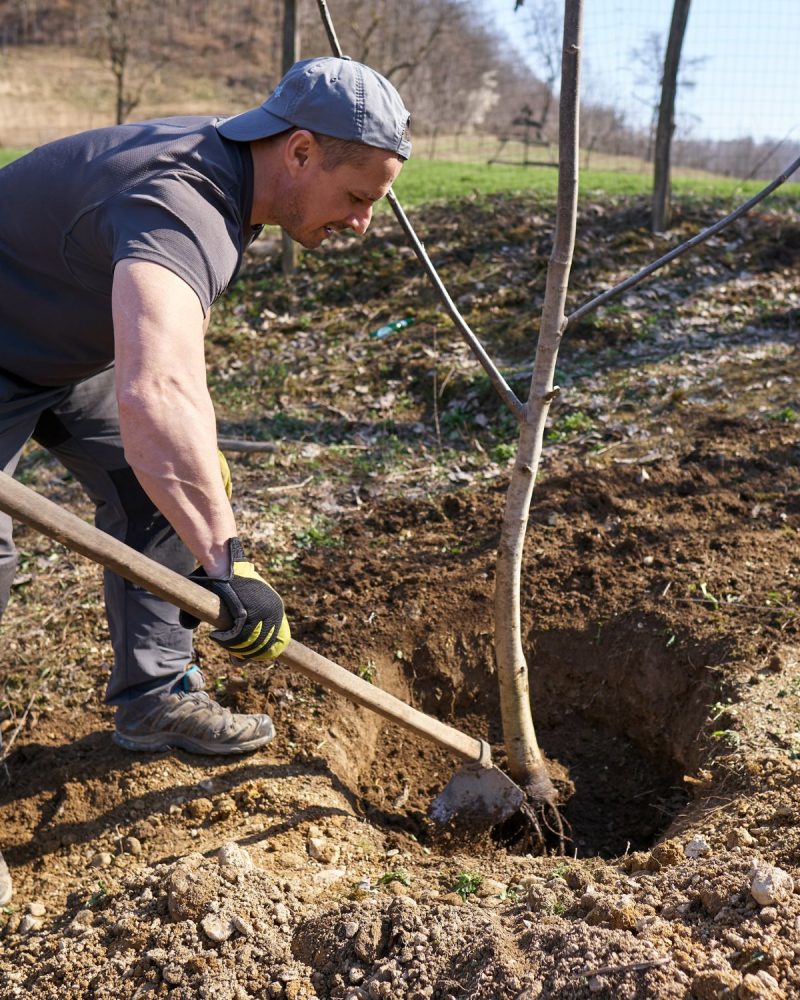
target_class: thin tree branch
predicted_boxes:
[314,0,524,422]
[385,12,450,86]
[217,437,278,453]
[582,957,671,979]
[565,152,800,332]
[385,191,525,420]
[315,0,343,58]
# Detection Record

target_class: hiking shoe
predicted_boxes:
[0,850,11,907]
[113,691,274,755]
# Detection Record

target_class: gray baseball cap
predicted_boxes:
[218,56,411,159]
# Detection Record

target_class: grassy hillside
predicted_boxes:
[3,44,799,206]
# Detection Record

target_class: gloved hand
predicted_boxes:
[180,538,291,661]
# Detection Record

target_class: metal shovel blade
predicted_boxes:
[430,762,526,829]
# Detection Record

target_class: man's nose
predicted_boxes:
[346,204,373,235]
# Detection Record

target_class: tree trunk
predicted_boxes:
[652,0,691,232]
[282,0,300,275]
[494,0,583,802]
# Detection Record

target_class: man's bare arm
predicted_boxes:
[112,258,235,576]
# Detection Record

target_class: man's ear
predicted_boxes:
[284,129,316,174]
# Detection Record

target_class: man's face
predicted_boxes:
[281,142,403,249]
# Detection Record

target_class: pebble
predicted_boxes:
[232,914,255,937]
[17,914,42,935]
[201,912,235,943]
[25,901,46,917]
[312,868,347,886]
[90,852,113,868]
[684,834,711,859]
[750,862,794,906]
[727,827,756,849]
[217,842,254,869]
[308,836,340,865]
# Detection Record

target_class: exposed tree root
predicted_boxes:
[493,759,575,855]
[492,793,570,855]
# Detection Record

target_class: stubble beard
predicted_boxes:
[280,190,325,249]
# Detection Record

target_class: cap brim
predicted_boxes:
[217,106,294,141]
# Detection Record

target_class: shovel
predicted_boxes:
[0,470,525,829]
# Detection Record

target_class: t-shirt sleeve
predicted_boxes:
[65,171,242,313]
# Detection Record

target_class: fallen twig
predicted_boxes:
[261,476,314,494]
[217,437,278,453]
[582,956,671,978]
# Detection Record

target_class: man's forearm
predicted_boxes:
[118,391,236,575]
[112,259,236,576]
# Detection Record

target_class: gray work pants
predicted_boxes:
[0,368,194,704]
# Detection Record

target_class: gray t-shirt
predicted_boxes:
[0,116,260,386]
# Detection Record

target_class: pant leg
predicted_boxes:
[32,368,196,704]
[0,375,69,618]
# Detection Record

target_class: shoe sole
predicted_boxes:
[112,725,274,756]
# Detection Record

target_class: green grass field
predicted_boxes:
[2,141,797,210]
[0,149,25,168]
[390,158,800,210]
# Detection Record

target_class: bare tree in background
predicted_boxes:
[85,0,170,123]
[341,0,457,91]
[517,0,563,139]
[631,27,705,164]
[652,0,691,231]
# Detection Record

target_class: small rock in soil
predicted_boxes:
[750,862,794,906]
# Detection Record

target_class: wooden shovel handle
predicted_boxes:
[0,471,484,764]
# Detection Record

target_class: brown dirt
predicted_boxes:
[1,194,800,998]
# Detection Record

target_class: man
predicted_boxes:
[0,56,411,904]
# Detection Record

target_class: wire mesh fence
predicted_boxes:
[474,0,800,181]
[1,0,798,182]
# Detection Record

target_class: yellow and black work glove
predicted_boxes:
[180,538,291,661]
[218,449,232,500]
